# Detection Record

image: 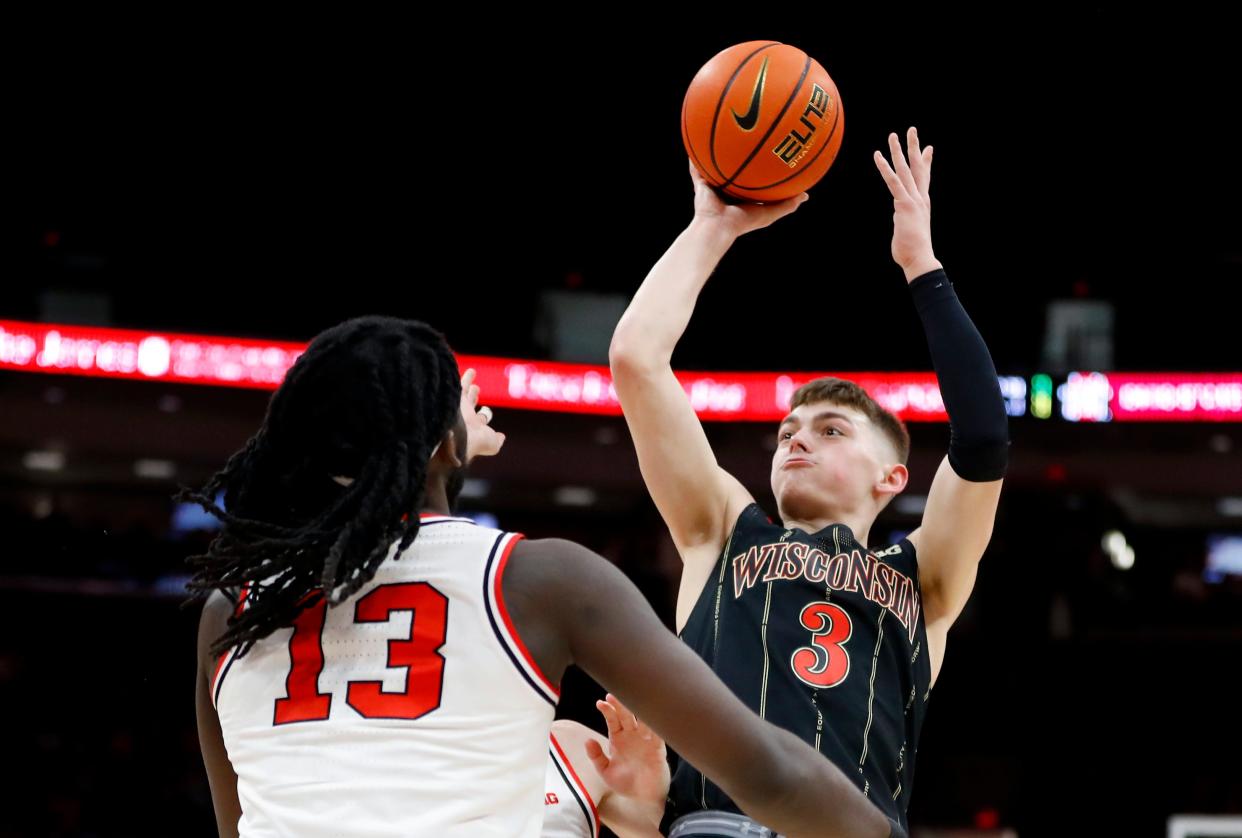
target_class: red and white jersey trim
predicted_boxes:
[483,531,560,705]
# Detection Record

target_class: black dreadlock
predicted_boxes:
[178,316,462,657]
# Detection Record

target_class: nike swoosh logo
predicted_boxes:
[731,56,769,131]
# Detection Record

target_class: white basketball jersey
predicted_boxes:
[212,515,559,837]
[542,733,600,838]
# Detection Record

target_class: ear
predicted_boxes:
[431,428,463,470]
[876,463,909,499]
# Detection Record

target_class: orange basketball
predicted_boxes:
[682,41,844,203]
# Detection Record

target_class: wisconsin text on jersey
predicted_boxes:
[730,541,921,642]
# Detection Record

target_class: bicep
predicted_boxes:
[913,455,1003,625]
[611,359,752,553]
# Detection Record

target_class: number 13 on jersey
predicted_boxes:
[274,582,449,724]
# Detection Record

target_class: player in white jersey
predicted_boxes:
[188,316,905,838]
[544,694,669,838]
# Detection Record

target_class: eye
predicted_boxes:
[779,431,793,441]
[823,427,842,436]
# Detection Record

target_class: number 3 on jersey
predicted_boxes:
[274,582,448,725]
[790,601,852,688]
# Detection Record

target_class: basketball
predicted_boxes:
[681,41,844,203]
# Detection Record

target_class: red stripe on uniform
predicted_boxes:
[492,534,560,698]
[550,733,599,838]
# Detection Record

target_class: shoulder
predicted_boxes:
[873,535,920,578]
[732,502,779,536]
[504,538,615,621]
[196,590,237,672]
[512,537,599,562]
[200,590,236,636]
[508,538,605,585]
[873,537,916,560]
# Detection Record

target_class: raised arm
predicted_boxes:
[609,165,805,592]
[873,128,1008,685]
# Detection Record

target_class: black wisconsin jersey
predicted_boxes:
[671,503,932,829]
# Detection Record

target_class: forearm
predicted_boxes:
[910,269,1009,481]
[611,219,736,367]
[601,794,665,838]
[732,726,892,838]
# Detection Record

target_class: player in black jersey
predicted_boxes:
[610,128,1009,835]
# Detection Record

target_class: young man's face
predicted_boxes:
[769,401,903,524]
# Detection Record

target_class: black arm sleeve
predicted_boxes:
[909,268,1009,481]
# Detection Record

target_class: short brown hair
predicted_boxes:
[790,377,910,464]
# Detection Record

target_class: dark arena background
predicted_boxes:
[3,12,1240,837]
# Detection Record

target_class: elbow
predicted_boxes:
[947,438,1009,482]
[725,763,822,837]
[716,730,803,818]
[608,332,634,369]
[755,756,806,810]
[609,332,659,378]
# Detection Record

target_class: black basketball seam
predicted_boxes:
[719,54,813,192]
[730,75,843,191]
[684,98,722,187]
[707,42,782,183]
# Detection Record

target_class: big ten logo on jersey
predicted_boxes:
[772,84,832,167]
[544,792,560,806]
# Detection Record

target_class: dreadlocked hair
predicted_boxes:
[178,316,462,657]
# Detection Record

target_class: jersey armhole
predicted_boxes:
[483,531,560,706]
